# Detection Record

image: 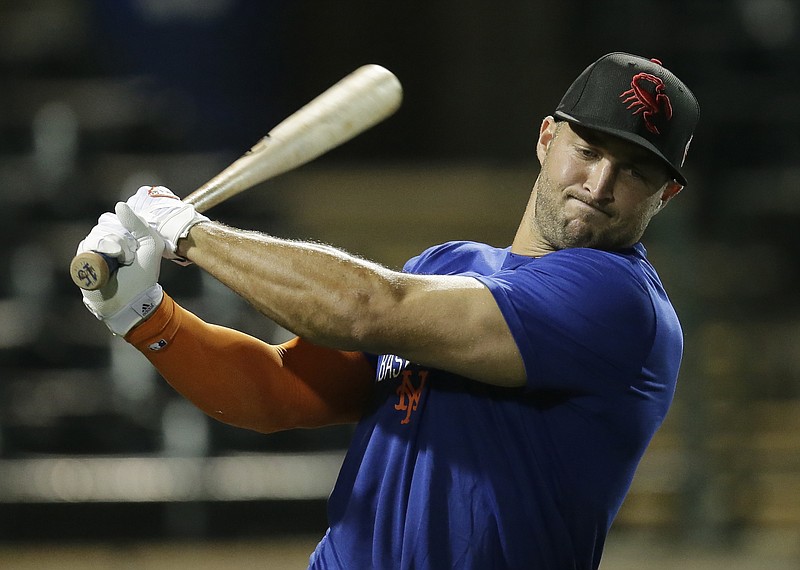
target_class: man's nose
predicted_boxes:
[584,159,616,202]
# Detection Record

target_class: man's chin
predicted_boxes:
[559,221,604,249]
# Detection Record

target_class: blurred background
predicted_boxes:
[0,0,798,568]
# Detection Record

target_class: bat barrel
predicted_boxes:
[187,63,402,213]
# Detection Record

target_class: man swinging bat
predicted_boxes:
[75,53,699,569]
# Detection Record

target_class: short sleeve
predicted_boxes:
[475,248,656,393]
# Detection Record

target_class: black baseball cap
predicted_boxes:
[554,52,699,185]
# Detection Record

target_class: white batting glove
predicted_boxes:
[80,202,164,336]
[125,185,209,264]
[77,211,138,266]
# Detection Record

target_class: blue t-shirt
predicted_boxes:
[309,241,682,569]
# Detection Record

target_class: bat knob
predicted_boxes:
[70,251,119,290]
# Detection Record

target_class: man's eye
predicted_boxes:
[576,147,597,159]
[627,167,645,180]
[619,163,649,181]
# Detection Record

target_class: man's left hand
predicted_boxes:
[125,185,209,263]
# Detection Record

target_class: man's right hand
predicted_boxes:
[79,203,165,336]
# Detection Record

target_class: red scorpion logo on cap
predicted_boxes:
[619,72,673,135]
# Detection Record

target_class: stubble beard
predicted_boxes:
[532,170,653,252]
[533,170,607,251]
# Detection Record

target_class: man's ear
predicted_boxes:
[536,116,558,164]
[655,181,684,213]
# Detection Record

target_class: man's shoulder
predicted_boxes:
[404,241,508,275]
[544,244,645,263]
[497,245,662,311]
[534,245,652,281]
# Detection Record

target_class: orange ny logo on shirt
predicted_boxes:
[394,370,428,424]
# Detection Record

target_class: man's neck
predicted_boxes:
[510,192,556,258]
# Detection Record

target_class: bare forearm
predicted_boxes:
[180,222,401,351]
[178,222,526,387]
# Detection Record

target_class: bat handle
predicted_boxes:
[69,251,120,291]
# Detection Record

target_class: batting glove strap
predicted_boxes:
[157,204,209,263]
[85,283,164,336]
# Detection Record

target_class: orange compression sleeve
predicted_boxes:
[124,292,376,434]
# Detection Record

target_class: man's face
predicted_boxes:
[532,118,682,252]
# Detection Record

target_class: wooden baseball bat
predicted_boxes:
[70,64,403,290]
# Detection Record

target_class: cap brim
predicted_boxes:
[554,111,688,186]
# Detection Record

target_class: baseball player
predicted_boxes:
[77,53,699,569]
